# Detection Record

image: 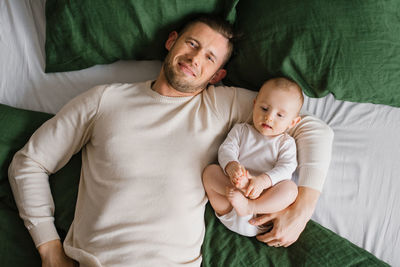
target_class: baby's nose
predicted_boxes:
[265,114,273,122]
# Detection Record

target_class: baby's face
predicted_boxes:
[252,83,301,137]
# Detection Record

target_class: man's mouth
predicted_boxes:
[178,62,196,77]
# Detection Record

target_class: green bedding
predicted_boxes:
[45,0,238,72]
[202,205,387,266]
[224,0,400,107]
[0,103,389,266]
[45,0,400,107]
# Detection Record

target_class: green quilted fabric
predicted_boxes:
[45,0,238,72]
[202,204,388,266]
[225,0,400,107]
[45,0,400,107]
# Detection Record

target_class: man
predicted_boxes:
[8,16,333,266]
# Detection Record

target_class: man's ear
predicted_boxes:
[165,31,178,51]
[209,69,227,84]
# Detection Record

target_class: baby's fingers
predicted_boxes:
[236,168,243,177]
[250,188,261,199]
[246,185,254,197]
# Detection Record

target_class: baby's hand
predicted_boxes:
[225,161,243,182]
[245,175,271,199]
[225,162,250,190]
[233,168,249,190]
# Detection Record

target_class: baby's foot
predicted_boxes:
[226,188,254,216]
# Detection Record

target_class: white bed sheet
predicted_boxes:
[303,94,400,266]
[1,1,399,266]
[0,0,162,114]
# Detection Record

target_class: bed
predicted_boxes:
[1,0,399,266]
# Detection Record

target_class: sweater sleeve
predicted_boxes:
[287,115,334,192]
[8,85,106,247]
[266,136,298,185]
[205,85,256,131]
[218,124,243,172]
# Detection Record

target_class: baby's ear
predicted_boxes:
[289,116,301,128]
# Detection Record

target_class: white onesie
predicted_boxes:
[217,123,297,236]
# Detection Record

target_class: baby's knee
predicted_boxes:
[287,180,299,200]
[203,164,219,176]
[202,164,225,186]
[201,165,218,193]
[280,180,298,200]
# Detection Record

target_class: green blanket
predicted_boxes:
[202,205,387,266]
[0,103,388,266]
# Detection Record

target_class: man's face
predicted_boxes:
[163,22,229,94]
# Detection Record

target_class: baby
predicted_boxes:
[202,77,303,237]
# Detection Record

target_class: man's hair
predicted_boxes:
[178,15,235,65]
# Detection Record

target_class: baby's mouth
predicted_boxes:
[262,123,272,129]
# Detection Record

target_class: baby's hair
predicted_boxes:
[263,77,304,114]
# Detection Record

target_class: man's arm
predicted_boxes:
[8,86,106,260]
[249,115,334,247]
[250,186,320,246]
[38,240,77,267]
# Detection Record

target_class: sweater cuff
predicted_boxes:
[297,167,327,192]
[29,221,60,248]
[265,171,279,186]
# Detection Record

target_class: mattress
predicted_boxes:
[1,1,399,265]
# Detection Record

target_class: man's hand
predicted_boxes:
[38,239,77,267]
[249,187,320,247]
[245,174,271,199]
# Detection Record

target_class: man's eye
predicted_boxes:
[207,56,215,63]
[188,41,196,47]
[261,107,268,111]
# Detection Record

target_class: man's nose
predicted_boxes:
[188,50,201,67]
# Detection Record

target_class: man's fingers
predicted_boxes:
[256,228,286,247]
[282,239,295,247]
[256,231,275,244]
[249,213,274,226]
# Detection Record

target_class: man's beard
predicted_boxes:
[163,53,209,94]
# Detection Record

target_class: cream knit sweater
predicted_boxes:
[8,81,333,266]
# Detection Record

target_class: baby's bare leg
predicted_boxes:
[228,180,298,216]
[202,164,233,216]
[227,188,253,216]
[252,180,298,214]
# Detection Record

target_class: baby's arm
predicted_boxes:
[266,136,298,186]
[246,135,297,199]
[218,124,246,187]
